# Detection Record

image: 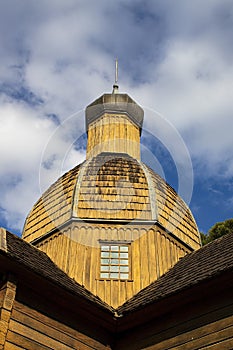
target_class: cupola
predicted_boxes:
[86,93,144,159]
[22,70,201,308]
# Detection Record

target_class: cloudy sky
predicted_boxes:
[0,0,232,235]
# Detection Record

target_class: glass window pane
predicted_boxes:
[111,259,119,264]
[120,252,128,258]
[119,266,129,272]
[120,246,128,252]
[120,259,128,265]
[110,266,119,272]
[111,246,118,251]
[110,252,119,258]
[100,273,109,278]
[120,273,128,279]
[101,252,109,257]
[101,259,110,264]
[102,246,110,251]
[110,273,119,279]
[101,266,109,271]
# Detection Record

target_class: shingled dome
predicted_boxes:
[23,152,200,250]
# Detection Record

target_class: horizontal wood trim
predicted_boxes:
[204,337,233,349]
[8,320,73,350]
[10,300,109,350]
[31,219,195,253]
[6,332,50,350]
[4,340,27,350]
[115,275,233,349]
[144,316,233,350]
[11,311,91,349]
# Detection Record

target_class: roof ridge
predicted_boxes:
[117,231,233,314]
[3,230,115,314]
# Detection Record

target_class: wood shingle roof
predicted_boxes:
[22,153,200,250]
[1,227,233,319]
[117,231,233,316]
[0,228,114,315]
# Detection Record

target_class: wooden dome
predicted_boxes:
[22,152,200,250]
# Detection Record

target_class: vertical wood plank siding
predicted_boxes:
[37,224,189,308]
[86,114,140,159]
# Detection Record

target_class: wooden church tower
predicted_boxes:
[22,73,201,308]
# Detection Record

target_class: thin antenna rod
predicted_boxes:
[115,58,118,84]
[112,58,119,94]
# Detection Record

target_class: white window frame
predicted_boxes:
[99,241,131,280]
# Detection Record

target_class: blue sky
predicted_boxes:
[0,0,232,235]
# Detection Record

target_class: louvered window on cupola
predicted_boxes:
[100,243,130,280]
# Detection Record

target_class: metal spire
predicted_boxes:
[112,58,119,94]
[115,58,118,85]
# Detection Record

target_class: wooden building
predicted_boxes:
[1,228,233,349]
[1,86,233,349]
[22,90,201,308]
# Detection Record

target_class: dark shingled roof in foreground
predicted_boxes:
[0,228,114,315]
[1,228,233,318]
[117,232,233,315]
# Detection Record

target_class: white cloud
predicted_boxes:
[0,95,86,231]
[136,37,233,178]
[0,96,56,225]
[0,0,232,233]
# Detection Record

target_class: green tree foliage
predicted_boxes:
[200,232,209,245]
[201,218,233,245]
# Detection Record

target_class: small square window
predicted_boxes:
[100,243,130,280]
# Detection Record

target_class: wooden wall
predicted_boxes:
[36,222,189,308]
[143,314,233,350]
[86,114,140,159]
[4,299,110,350]
[2,280,233,350]
[116,309,233,350]
[115,278,233,350]
[0,276,17,350]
